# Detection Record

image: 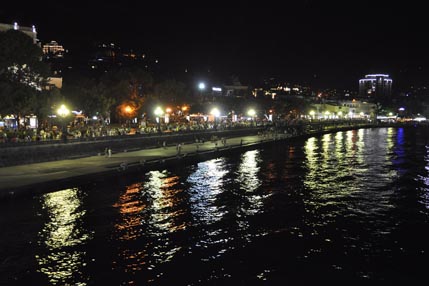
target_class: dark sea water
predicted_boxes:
[1,127,429,285]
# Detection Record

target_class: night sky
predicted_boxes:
[1,0,428,90]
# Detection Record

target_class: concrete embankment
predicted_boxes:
[0,132,285,199]
[0,128,263,167]
[0,123,395,199]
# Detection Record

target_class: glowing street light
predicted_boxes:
[124,105,133,115]
[198,82,205,97]
[210,107,220,118]
[247,108,256,117]
[154,106,164,117]
[154,106,164,132]
[123,105,134,128]
[210,107,220,130]
[324,111,330,119]
[57,104,70,142]
[57,104,70,118]
[248,108,256,126]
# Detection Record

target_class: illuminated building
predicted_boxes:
[42,41,65,58]
[359,74,392,97]
[0,22,38,44]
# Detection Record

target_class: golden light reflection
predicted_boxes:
[36,188,91,286]
[321,134,333,170]
[305,137,317,159]
[143,171,185,265]
[303,137,319,190]
[144,171,186,233]
[113,171,186,275]
[304,128,397,218]
[304,130,362,201]
[386,127,394,152]
[345,130,364,164]
[113,183,146,240]
[112,182,147,274]
[335,131,345,161]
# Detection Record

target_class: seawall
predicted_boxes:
[0,128,264,167]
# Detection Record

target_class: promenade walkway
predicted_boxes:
[0,133,287,198]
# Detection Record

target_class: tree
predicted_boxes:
[62,77,115,124]
[36,87,65,129]
[0,29,51,127]
[101,67,154,123]
[153,79,189,105]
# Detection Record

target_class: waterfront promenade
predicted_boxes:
[1,121,405,198]
[0,133,286,198]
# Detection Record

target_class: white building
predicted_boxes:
[42,40,65,58]
[0,22,38,44]
[359,74,392,97]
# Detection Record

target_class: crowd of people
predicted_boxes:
[0,116,379,145]
[0,119,268,144]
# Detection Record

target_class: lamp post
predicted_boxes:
[57,104,70,142]
[154,106,164,133]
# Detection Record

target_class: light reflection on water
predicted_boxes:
[187,158,229,224]
[417,145,429,209]
[36,188,92,286]
[304,129,398,210]
[236,150,264,216]
[4,127,429,285]
[112,170,187,282]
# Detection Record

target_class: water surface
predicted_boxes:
[1,127,429,285]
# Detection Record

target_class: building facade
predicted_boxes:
[359,74,392,97]
[0,22,38,44]
[42,41,65,58]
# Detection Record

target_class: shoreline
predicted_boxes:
[0,133,287,199]
[0,123,413,200]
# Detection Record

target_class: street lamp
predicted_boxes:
[325,111,330,119]
[154,106,164,132]
[124,105,133,128]
[248,108,256,126]
[247,108,256,117]
[57,104,70,142]
[198,82,205,97]
[124,105,132,114]
[210,107,220,130]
